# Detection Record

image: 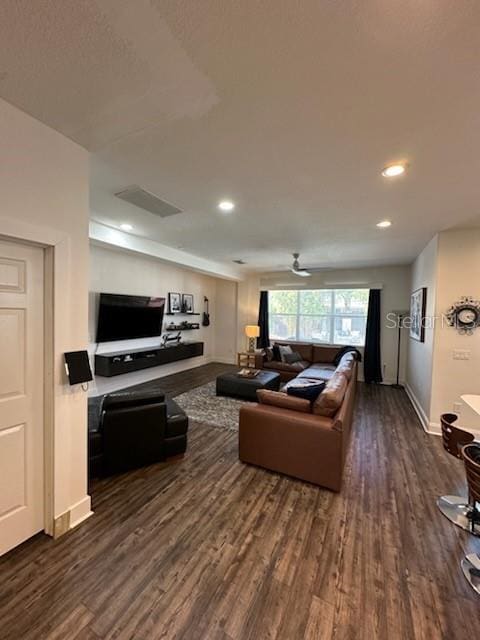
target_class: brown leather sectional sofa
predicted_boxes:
[239,342,357,491]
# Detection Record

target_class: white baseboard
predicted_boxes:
[69,495,93,530]
[404,383,440,435]
[213,355,236,364]
[53,495,93,538]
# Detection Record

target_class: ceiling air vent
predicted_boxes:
[115,186,182,218]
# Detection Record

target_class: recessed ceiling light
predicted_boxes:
[218,200,235,212]
[120,223,133,231]
[376,220,392,228]
[381,164,406,178]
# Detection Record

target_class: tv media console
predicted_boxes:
[94,341,204,377]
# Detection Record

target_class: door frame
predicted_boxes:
[0,216,72,537]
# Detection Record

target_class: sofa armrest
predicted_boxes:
[254,353,265,368]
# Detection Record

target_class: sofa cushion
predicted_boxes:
[273,342,313,363]
[313,371,349,417]
[101,389,165,411]
[278,344,293,362]
[298,364,336,381]
[286,379,326,401]
[264,360,309,373]
[284,351,303,365]
[257,389,311,413]
[312,345,340,364]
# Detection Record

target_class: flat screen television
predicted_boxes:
[96,293,166,343]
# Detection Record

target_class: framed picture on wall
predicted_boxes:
[410,287,427,342]
[182,293,194,314]
[168,292,182,314]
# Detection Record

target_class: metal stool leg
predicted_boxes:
[437,495,477,533]
[461,553,480,595]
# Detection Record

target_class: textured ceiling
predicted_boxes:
[1,0,480,271]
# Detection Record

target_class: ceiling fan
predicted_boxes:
[290,253,312,277]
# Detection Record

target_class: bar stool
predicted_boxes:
[460,443,480,595]
[436,413,477,534]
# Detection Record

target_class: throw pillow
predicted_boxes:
[272,344,282,361]
[283,351,303,365]
[286,380,326,402]
[278,345,293,362]
[265,347,274,362]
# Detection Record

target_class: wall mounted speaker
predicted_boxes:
[64,350,93,385]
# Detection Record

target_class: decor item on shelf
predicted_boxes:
[161,331,182,347]
[409,287,427,342]
[245,325,260,352]
[166,321,200,331]
[182,293,194,314]
[446,296,480,335]
[202,296,210,326]
[168,292,182,314]
[390,310,409,389]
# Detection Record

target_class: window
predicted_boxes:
[269,289,369,345]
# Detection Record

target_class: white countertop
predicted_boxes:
[461,394,480,416]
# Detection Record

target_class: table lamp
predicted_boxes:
[245,325,260,353]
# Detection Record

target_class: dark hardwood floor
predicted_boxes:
[1,363,479,639]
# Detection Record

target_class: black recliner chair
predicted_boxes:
[89,389,189,477]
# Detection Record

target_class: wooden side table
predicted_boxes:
[237,352,264,369]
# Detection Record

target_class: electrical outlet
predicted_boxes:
[453,349,471,360]
[453,402,462,414]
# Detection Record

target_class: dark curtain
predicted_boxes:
[364,289,383,384]
[257,291,270,348]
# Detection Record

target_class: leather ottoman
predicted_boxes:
[216,370,281,401]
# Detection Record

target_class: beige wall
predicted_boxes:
[406,229,480,435]
[405,236,438,424]
[89,244,237,395]
[0,98,90,527]
[430,229,480,431]
[259,266,411,383]
[215,278,238,363]
[236,275,261,354]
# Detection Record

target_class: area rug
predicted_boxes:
[175,381,249,431]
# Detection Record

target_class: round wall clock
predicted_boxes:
[446,296,480,335]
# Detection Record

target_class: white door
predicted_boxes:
[0,239,44,556]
